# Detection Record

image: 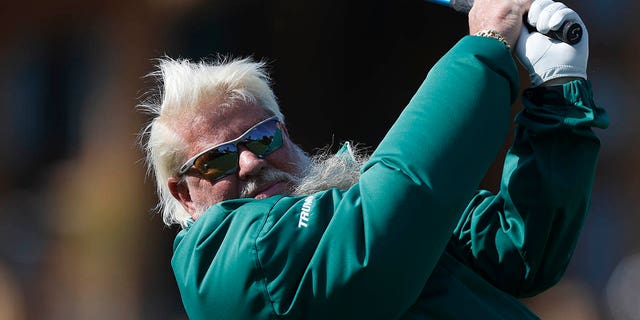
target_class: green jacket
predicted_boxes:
[172,36,608,319]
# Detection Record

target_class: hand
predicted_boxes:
[469,0,531,48]
[516,0,589,86]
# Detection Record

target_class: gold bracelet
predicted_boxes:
[473,29,511,49]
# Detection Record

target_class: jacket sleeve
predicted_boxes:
[254,36,520,319]
[446,79,609,297]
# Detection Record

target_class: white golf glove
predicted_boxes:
[516,0,589,86]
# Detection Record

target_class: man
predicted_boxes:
[141,0,608,318]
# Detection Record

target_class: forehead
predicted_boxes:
[181,101,271,156]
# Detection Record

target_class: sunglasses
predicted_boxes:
[178,116,283,181]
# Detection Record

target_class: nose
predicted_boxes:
[237,145,267,179]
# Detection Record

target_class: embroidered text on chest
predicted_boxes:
[297,196,314,228]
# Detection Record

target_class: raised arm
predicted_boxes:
[446,0,609,297]
[448,79,608,297]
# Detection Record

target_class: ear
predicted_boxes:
[168,177,197,217]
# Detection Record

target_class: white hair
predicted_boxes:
[293,143,368,196]
[139,56,283,228]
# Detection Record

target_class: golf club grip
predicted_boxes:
[429,0,583,44]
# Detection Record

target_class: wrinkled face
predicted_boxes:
[171,101,308,219]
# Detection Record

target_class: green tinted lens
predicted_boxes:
[244,125,283,158]
[193,145,239,180]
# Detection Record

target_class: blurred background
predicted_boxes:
[0,0,637,319]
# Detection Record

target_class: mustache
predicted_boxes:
[240,168,300,198]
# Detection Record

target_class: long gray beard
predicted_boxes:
[193,145,368,219]
[292,145,368,196]
[236,144,368,203]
